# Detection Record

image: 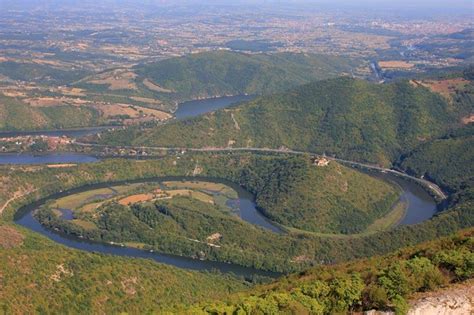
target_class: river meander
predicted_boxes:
[14,172,437,277]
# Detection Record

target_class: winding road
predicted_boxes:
[75,142,448,200]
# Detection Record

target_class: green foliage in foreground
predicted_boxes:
[182,229,474,314]
[0,224,248,314]
[99,77,472,165]
[0,95,102,131]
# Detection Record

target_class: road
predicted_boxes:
[75,142,448,200]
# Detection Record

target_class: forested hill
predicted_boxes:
[180,229,474,314]
[132,51,360,102]
[98,76,473,165]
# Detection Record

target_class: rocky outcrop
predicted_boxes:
[408,281,473,315]
[364,281,473,315]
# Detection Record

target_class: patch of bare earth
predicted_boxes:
[121,277,139,295]
[130,96,162,105]
[98,103,171,121]
[0,225,25,249]
[379,60,415,69]
[415,78,471,99]
[461,114,474,125]
[88,70,138,90]
[50,264,74,282]
[143,78,173,93]
[118,194,155,205]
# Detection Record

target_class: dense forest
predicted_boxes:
[2,151,472,273]
[97,76,473,165]
[33,155,399,272]
[399,124,474,193]
[181,229,474,314]
[0,222,249,314]
[132,51,360,104]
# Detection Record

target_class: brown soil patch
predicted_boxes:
[417,78,471,99]
[379,60,415,69]
[462,114,474,124]
[143,79,173,93]
[121,277,138,295]
[89,70,138,90]
[98,103,171,120]
[206,233,222,243]
[130,96,162,105]
[50,264,73,282]
[0,225,25,249]
[118,193,155,205]
[1,90,27,98]
[24,97,66,107]
[58,87,86,97]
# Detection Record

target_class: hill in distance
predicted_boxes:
[74,51,362,112]
[98,75,473,165]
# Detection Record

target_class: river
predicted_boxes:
[368,171,437,225]
[0,95,253,165]
[14,172,437,277]
[14,177,281,278]
[0,153,99,164]
[174,95,254,120]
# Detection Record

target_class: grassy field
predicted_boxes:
[53,187,116,209]
[163,180,238,199]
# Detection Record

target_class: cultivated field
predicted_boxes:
[378,60,415,69]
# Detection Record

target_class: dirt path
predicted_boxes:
[0,189,36,215]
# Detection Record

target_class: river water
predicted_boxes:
[14,177,281,278]
[14,172,437,277]
[0,153,99,164]
[0,95,253,165]
[2,95,439,276]
[174,95,254,120]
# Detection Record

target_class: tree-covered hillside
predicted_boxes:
[133,51,360,103]
[182,229,473,314]
[98,77,473,165]
[0,95,102,131]
[0,61,89,85]
[399,124,474,194]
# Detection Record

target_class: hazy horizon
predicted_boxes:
[1,0,473,10]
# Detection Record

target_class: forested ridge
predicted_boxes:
[98,76,473,165]
[133,51,360,103]
[180,229,473,314]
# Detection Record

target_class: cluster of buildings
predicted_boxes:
[0,135,73,152]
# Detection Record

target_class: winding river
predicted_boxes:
[0,95,253,165]
[14,172,438,277]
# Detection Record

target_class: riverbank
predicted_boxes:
[13,169,436,275]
